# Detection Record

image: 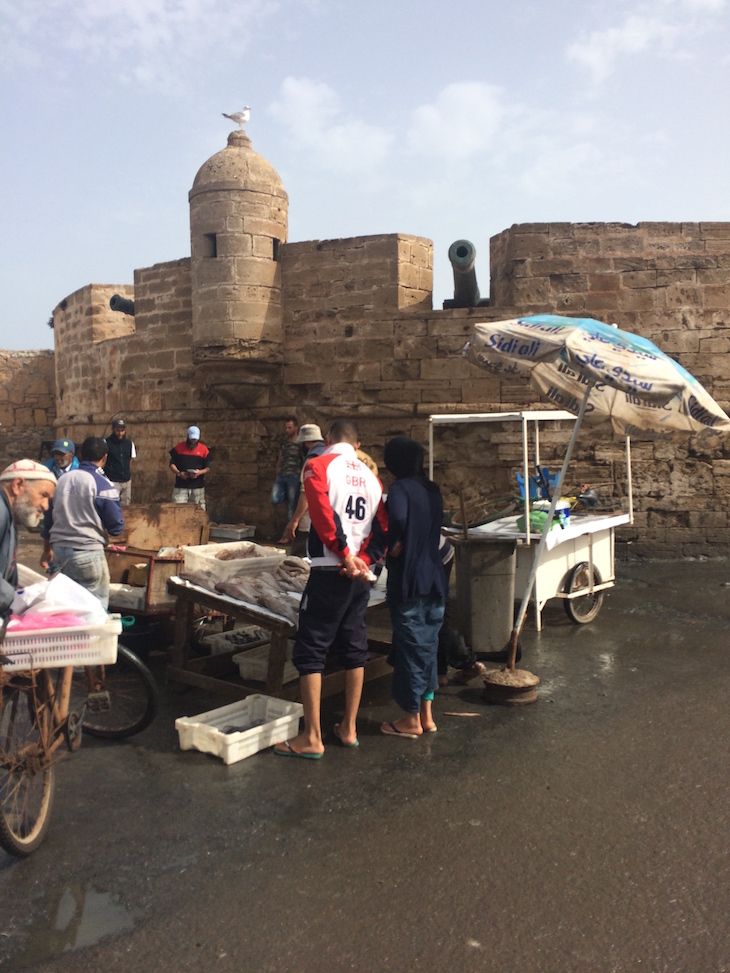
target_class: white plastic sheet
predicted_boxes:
[12,572,109,625]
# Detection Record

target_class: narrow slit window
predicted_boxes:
[201,233,217,258]
[273,238,281,261]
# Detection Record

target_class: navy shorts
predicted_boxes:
[292,570,371,675]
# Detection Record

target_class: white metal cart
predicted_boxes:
[429,411,634,635]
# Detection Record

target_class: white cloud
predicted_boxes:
[270,76,648,222]
[406,83,507,162]
[679,0,726,10]
[566,0,728,83]
[0,0,281,90]
[269,77,394,179]
[567,15,680,84]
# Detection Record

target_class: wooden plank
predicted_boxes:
[147,560,179,609]
[265,633,288,696]
[165,666,253,699]
[116,502,209,549]
[106,551,141,584]
[171,598,195,669]
[186,652,240,675]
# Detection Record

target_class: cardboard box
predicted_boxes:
[127,562,150,586]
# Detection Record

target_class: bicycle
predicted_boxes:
[0,616,158,857]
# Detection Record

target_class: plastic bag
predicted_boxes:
[11,573,108,625]
[516,510,560,533]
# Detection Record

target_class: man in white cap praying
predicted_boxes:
[0,460,57,620]
[169,425,211,510]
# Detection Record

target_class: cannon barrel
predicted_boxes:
[109,294,135,315]
[448,239,480,308]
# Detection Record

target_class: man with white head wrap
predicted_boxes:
[0,460,57,619]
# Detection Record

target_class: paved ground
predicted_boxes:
[2,555,730,972]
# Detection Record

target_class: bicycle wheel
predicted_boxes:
[70,644,158,739]
[564,562,604,624]
[0,682,55,857]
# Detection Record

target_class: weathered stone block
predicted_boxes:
[704,285,730,309]
[550,274,588,293]
[617,288,658,311]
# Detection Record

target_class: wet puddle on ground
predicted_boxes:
[9,883,140,967]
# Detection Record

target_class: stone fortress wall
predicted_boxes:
[4,127,730,556]
[0,350,56,471]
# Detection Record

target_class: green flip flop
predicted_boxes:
[274,740,323,759]
[333,724,359,748]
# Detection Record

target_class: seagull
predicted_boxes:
[222,107,251,130]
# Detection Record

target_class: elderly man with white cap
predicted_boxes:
[169,425,211,510]
[0,459,57,620]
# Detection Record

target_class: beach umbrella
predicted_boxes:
[465,314,730,441]
[463,314,730,666]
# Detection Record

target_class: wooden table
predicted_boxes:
[107,503,210,616]
[166,577,392,701]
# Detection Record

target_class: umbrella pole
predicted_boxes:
[507,381,595,668]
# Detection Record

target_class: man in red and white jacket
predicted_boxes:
[275,419,387,759]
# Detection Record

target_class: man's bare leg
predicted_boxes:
[276,672,325,755]
[335,667,363,745]
[420,698,437,732]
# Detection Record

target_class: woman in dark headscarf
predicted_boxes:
[380,436,447,738]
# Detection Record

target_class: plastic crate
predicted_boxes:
[209,525,256,541]
[1,615,122,672]
[182,541,286,582]
[200,627,269,656]
[175,695,304,765]
[232,643,298,685]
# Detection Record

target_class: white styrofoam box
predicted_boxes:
[108,583,146,611]
[201,627,269,656]
[175,695,304,764]
[209,525,256,541]
[232,642,298,685]
[2,615,121,672]
[182,541,286,582]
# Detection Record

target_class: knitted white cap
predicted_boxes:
[0,459,57,482]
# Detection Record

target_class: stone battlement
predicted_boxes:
[3,128,730,557]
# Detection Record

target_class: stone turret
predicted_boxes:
[189,129,288,367]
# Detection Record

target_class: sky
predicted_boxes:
[1,0,729,350]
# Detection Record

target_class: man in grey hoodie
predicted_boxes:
[41,437,124,609]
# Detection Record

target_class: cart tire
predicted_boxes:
[564,562,604,625]
[70,644,159,739]
[0,685,55,857]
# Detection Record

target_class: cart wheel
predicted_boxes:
[0,685,55,857]
[564,562,604,624]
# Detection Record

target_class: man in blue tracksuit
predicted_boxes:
[43,437,80,479]
[41,437,124,609]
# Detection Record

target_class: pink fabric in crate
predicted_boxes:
[7,612,88,632]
